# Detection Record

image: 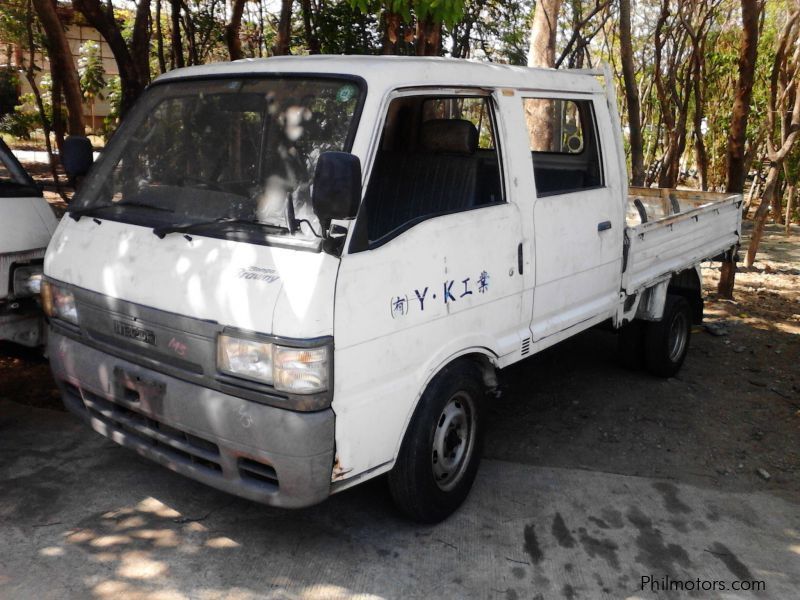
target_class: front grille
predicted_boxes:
[238,457,279,489]
[66,383,223,476]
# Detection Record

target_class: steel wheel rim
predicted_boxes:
[668,311,688,362]
[431,391,476,491]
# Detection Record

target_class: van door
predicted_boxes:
[332,90,525,478]
[518,94,623,341]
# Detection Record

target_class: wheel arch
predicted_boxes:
[668,266,703,324]
[393,347,498,459]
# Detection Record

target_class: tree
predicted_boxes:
[525,0,562,153]
[78,40,105,132]
[527,0,562,67]
[619,0,644,186]
[745,5,800,267]
[31,0,84,135]
[72,0,151,117]
[274,0,293,55]
[226,0,247,60]
[351,1,465,55]
[718,0,763,297]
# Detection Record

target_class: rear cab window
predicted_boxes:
[522,97,603,196]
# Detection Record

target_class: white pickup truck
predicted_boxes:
[0,139,58,347]
[43,57,741,522]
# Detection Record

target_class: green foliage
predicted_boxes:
[316,3,381,54]
[0,103,39,139]
[0,68,20,116]
[0,84,57,139]
[350,0,466,27]
[101,75,122,138]
[78,41,106,103]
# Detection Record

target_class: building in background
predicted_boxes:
[0,3,118,132]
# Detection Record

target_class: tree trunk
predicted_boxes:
[725,0,761,194]
[274,0,293,56]
[745,164,780,268]
[619,0,644,186]
[415,17,441,56]
[170,0,184,68]
[527,0,562,68]
[73,0,151,118]
[718,0,762,298]
[24,0,63,199]
[155,0,167,73]
[299,0,321,54]
[382,11,401,55]
[226,0,247,60]
[49,70,65,155]
[786,185,796,233]
[32,0,84,135]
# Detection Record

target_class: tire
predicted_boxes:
[388,361,485,523]
[644,295,692,377]
[618,320,645,370]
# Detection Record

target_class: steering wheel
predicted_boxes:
[179,174,224,191]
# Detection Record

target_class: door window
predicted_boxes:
[522,97,603,195]
[359,94,504,247]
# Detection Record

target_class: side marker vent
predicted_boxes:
[521,337,531,356]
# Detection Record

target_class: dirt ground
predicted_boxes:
[489,221,800,503]
[2,170,799,508]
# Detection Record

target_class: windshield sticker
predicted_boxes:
[336,84,357,103]
[390,270,490,319]
[238,266,280,283]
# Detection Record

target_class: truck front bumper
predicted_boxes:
[49,330,335,508]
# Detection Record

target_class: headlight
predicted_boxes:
[273,345,329,394]
[217,334,330,394]
[13,265,43,296]
[217,335,274,384]
[40,281,78,325]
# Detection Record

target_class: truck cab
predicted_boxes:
[0,138,57,347]
[45,57,741,522]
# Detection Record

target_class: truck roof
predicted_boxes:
[154,55,605,95]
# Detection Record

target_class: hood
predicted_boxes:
[45,217,338,338]
[0,195,58,255]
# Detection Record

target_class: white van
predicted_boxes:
[0,139,58,347]
[44,57,741,522]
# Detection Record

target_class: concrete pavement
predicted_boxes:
[1,400,798,599]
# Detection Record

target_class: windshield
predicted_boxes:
[0,139,40,198]
[74,76,363,240]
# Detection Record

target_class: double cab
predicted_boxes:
[44,56,741,522]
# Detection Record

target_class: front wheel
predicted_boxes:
[644,295,692,377]
[388,361,485,523]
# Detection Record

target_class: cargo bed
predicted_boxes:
[622,187,742,293]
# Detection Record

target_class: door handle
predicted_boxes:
[597,220,612,232]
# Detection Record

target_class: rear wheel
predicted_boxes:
[388,361,485,523]
[644,295,692,377]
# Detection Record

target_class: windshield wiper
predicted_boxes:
[153,217,289,239]
[69,200,173,221]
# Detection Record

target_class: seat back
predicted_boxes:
[366,119,480,241]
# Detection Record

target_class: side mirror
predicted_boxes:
[62,135,94,180]
[312,151,361,232]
